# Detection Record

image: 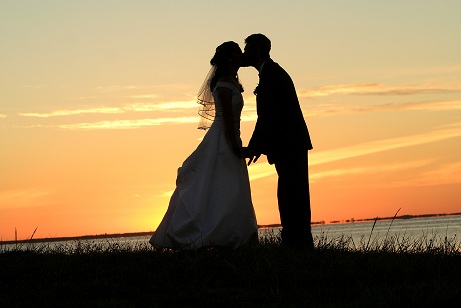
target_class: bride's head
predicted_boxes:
[210,41,243,67]
[210,41,244,92]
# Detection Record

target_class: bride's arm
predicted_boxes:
[217,87,241,157]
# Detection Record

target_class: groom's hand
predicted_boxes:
[247,153,261,166]
[242,147,261,166]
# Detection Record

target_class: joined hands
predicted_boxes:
[241,147,261,166]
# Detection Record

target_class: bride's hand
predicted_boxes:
[232,145,244,158]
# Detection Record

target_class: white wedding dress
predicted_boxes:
[150,81,258,249]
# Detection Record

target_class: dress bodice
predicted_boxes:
[212,81,244,135]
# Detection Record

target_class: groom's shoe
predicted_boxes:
[281,237,314,252]
[281,229,315,251]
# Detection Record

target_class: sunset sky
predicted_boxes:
[1,1,460,241]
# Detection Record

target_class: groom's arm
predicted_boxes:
[246,121,263,165]
[248,119,264,151]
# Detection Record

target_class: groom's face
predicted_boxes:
[243,44,259,67]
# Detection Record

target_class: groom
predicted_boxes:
[243,33,314,250]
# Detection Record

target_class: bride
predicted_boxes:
[150,41,258,249]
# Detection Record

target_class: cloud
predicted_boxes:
[296,81,461,118]
[73,96,99,100]
[0,189,54,209]
[309,158,461,188]
[298,83,461,98]
[298,84,379,97]
[354,88,455,96]
[300,99,461,119]
[310,159,433,183]
[14,98,258,129]
[311,124,461,166]
[17,107,125,118]
[391,162,461,187]
[95,85,141,93]
[248,163,277,181]
[247,124,461,181]
[126,94,159,99]
[391,65,461,76]
[53,111,258,130]
[159,190,174,198]
[95,84,192,93]
[24,85,48,89]
[353,99,461,114]
[372,100,461,112]
[241,114,258,122]
[0,114,6,119]
[127,101,197,112]
[17,101,199,118]
[56,117,199,130]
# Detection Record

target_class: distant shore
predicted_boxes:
[259,211,461,228]
[326,211,461,225]
[3,212,461,245]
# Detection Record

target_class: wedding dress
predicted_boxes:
[150,81,258,249]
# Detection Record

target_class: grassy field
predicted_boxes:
[1,231,461,307]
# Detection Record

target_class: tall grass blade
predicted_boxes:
[366,217,378,251]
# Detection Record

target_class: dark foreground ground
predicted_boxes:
[1,238,461,307]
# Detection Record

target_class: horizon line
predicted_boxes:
[2,212,461,244]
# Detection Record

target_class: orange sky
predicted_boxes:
[1,1,461,241]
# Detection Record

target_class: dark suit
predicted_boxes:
[248,58,314,249]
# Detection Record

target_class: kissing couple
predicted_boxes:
[150,33,314,251]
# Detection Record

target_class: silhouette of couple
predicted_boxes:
[150,34,314,251]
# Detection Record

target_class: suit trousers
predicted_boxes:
[273,150,314,249]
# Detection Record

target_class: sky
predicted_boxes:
[1,1,460,241]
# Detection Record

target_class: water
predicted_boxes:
[310,215,461,247]
[3,215,461,251]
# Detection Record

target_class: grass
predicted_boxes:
[1,228,461,307]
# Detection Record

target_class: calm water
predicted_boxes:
[3,215,461,251]
[310,215,461,245]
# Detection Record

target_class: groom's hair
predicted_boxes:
[245,34,271,59]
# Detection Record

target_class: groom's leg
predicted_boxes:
[274,151,313,249]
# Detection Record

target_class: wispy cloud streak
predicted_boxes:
[126,94,158,99]
[17,101,198,118]
[56,117,199,130]
[310,160,433,182]
[94,84,192,93]
[54,112,258,130]
[0,189,54,209]
[369,100,461,113]
[298,83,461,98]
[248,124,461,181]
[310,124,461,166]
[390,162,461,187]
[298,84,378,97]
[18,107,124,118]
[301,99,461,118]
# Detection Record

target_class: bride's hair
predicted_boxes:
[209,41,244,93]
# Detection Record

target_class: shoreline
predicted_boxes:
[3,212,461,245]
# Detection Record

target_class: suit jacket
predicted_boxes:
[248,58,313,163]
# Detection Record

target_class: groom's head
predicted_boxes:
[243,33,271,67]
